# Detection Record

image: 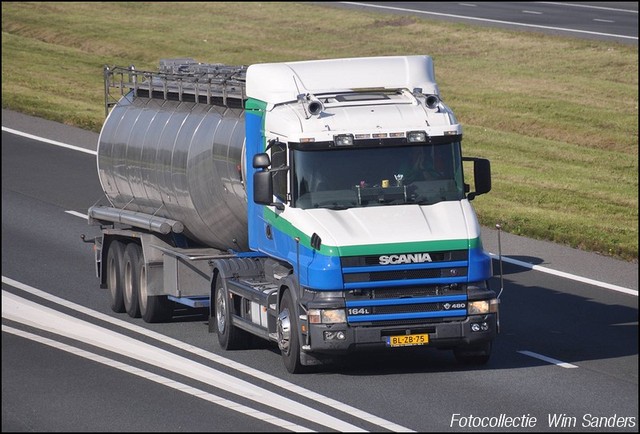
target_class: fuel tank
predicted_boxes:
[97,93,248,250]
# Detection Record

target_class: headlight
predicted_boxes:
[468,299,499,315]
[308,308,346,324]
[468,300,489,314]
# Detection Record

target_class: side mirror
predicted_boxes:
[252,151,288,210]
[253,170,273,205]
[253,153,271,169]
[474,158,491,196]
[464,157,491,200]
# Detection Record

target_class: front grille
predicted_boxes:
[373,303,444,314]
[357,317,465,327]
[342,249,469,325]
[347,284,465,300]
[344,267,467,283]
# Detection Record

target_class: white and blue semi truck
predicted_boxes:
[87,55,499,373]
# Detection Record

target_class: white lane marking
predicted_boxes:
[593,19,615,23]
[1,290,367,433]
[1,325,313,432]
[538,2,638,14]
[522,10,543,15]
[488,253,637,296]
[2,276,414,433]
[339,2,638,40]
[518,350,579,368]
[65,210,89,219]
[2,126,97,155]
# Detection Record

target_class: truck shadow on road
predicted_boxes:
[302,264,637,376]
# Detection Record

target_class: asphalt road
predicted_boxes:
[321,2,638,44]
[3,4,638,432]
[2,110,638,432]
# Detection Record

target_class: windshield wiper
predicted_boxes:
[312,201,351,210]
[377,198,408,205]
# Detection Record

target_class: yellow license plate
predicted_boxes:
[386,333,429,347]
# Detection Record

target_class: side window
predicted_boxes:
[271,141,288,202]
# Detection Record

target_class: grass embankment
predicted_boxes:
[2,2,637,262]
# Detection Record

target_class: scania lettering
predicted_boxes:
[85,55,499,373]
[379,253,434,265]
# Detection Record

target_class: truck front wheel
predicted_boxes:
[106,240,126,313]
[277,290,306,374]
[213,275,249,350]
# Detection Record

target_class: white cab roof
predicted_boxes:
[246,55,439,105]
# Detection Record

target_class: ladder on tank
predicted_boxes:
[103,58,247,116]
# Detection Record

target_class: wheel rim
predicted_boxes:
[277,307,291,353]
[124,259,133,305]
[139,263,147,313]
[107,255,117,299]
[215,287,226,334]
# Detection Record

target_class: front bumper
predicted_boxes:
[304,313,497,354]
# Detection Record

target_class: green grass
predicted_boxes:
[2,2,638,262]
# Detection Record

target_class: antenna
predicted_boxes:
[496,223,504,299]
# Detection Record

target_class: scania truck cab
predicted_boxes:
[247,56,497,372]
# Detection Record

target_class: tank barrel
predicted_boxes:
[97,59,249,250]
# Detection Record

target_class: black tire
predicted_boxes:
[106,240,126,313]
[277,290,306,374]
[453,341,492,365]
[140,294,174,323]
[213,274,249,350]
[135,247,173,323]
[123,243,142,318]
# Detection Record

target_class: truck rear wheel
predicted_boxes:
[123,243,142,318]
[454,341,492,365]
[106,240,126,313]
[277,290,306,374]
[213,275,249,350]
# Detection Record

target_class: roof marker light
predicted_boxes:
[407,131,427,142]
[334,134,354,146]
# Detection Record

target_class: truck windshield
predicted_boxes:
[292,143,465,210]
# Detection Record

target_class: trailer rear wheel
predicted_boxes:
[278,290,306,374]
[137,250,173,323]
[123,243,142,318]
[213,275,249,350]
[106,240,126,313]
[140,294,173,323]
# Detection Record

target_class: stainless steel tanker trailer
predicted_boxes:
[86,56,499,373]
